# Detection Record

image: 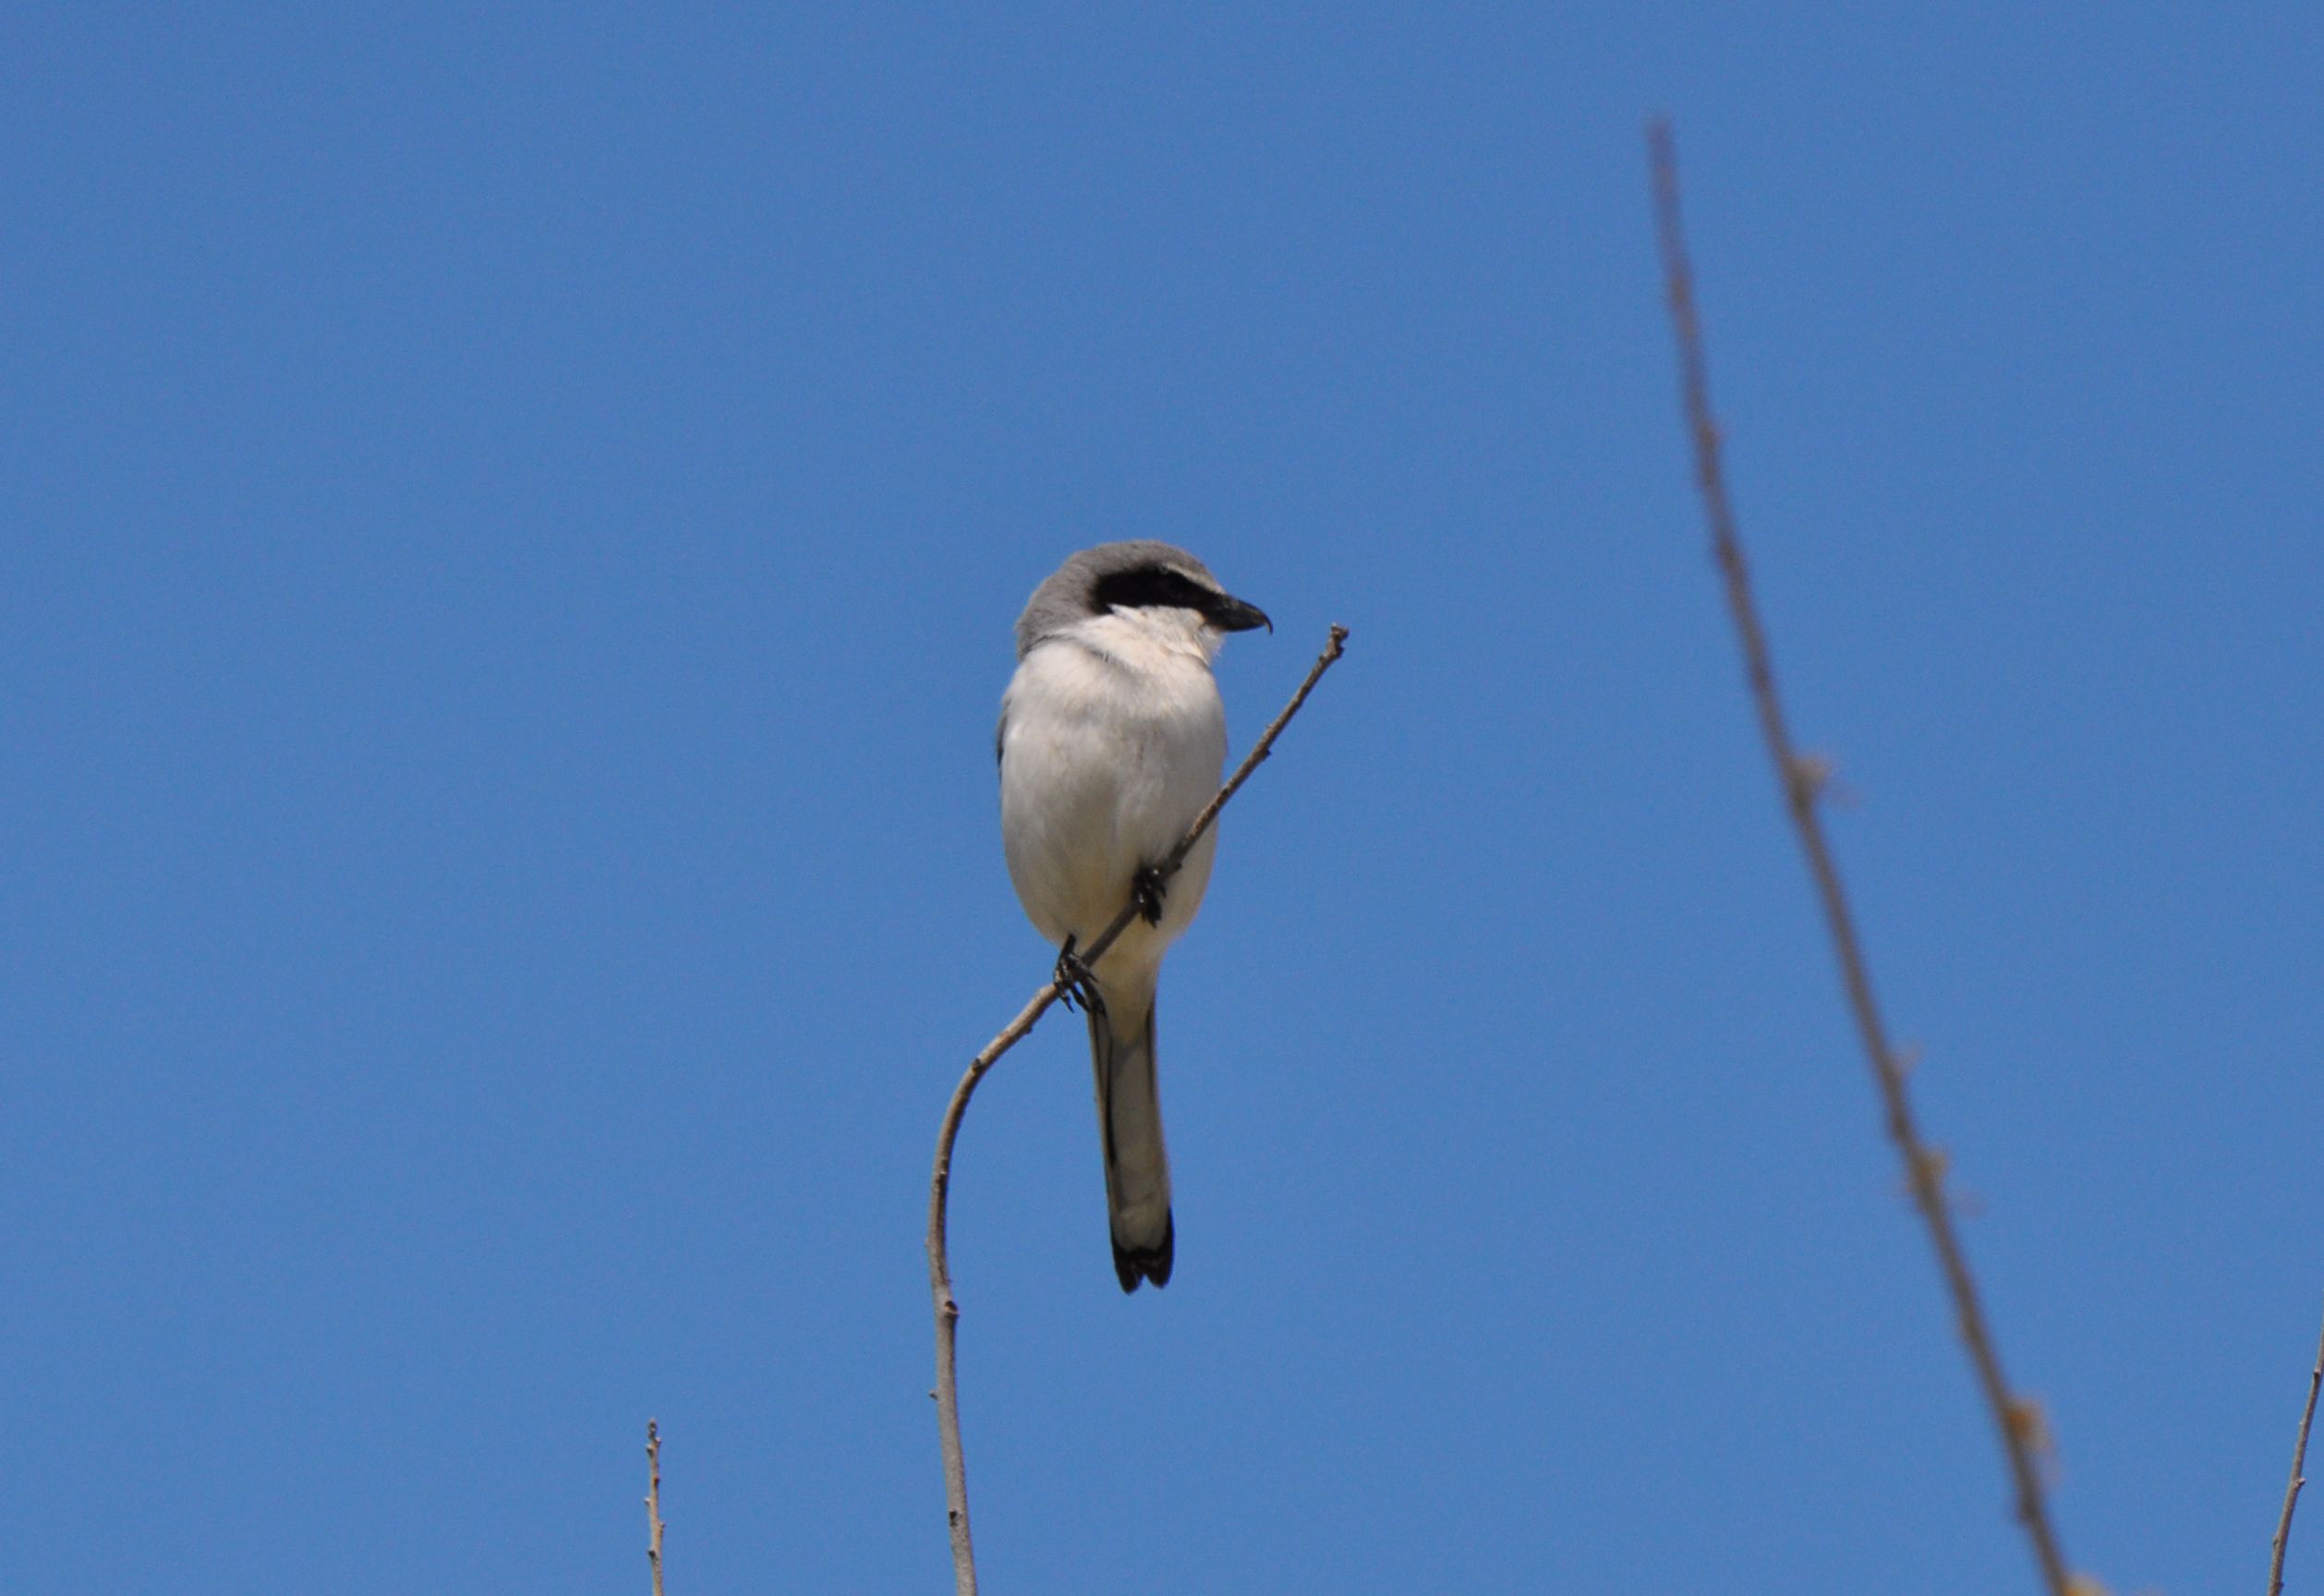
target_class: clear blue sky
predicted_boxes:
[5,6,2319,1592]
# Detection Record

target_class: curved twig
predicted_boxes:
[2270,1300,2324,1596]
[1647,118,2077,1595]
[926,624,1349,1596]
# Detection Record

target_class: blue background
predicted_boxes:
[5,6,2319,1592]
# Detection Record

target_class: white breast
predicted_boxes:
[998,608,1230,965]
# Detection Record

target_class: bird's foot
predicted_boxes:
[1132,865,1168,927]
[1052,937,1105,1016]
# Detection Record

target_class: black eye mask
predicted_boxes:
[1090,564,1215,615]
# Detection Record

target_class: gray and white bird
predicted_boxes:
[997,542,1270,1292]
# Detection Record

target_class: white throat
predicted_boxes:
[1074,604,1221,666]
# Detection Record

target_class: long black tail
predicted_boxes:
[1086,966,1174,1292]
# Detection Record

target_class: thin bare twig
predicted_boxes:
[1646,118,2076,1596]
[2270,1300,2324,1596]
[644,1421,666,1596]
[926,623,1350,1596]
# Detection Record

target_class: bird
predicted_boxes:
[997,542,1270,1292]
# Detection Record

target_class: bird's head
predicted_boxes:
[1017,541,1269,659]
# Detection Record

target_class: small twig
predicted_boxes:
[1646,118,2076,1596]
[926,623,1349,1596]
[644,1420,666,1596]
[2269,1300,2324,1596]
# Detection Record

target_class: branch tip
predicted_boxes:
[2268,1297,2324,1596]
[643,1420,666,1596]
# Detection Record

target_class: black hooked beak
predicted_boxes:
[1206,592,1272,634]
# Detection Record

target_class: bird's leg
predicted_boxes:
[1052,936,1105,1016]
[1131,864,1168,927]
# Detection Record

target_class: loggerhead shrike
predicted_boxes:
[998,542,1270,1292]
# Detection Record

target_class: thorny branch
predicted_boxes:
[1646,118,2080,1596]
[2270,1300,2324,1596]
[926,623,1349,1596]
[644,1421,666,1596]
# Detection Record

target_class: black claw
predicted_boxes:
[1052,937,1104,1015]
[1132,866,1167,926]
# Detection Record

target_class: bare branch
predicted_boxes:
[2270,1300,2324,1596]
[644,1420,666,1596]
[926,624,1350,1596]
[1646,118,2077,1596]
